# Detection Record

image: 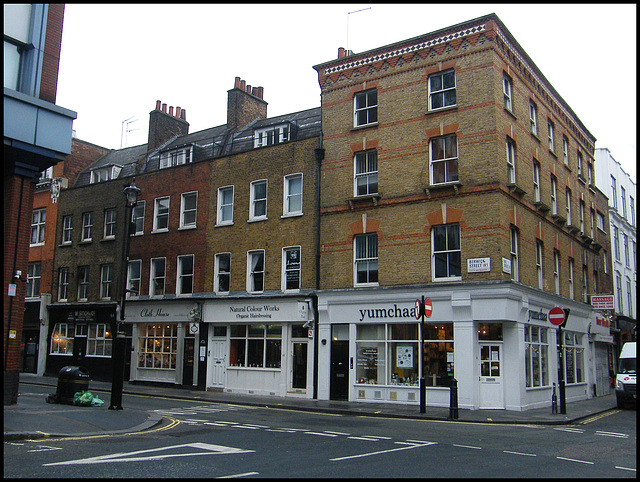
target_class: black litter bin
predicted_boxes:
[56,366,90,404]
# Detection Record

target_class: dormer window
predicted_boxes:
[90,165,122,184]
[159,147,192,169]
[254,124,290,148]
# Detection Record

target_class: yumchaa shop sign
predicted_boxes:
[356,304,418,322]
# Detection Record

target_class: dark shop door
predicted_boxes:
[182,338,195,387]
[330,340,349,400]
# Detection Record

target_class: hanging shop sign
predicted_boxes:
[591,295,614,310]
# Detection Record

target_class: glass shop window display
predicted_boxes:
[423,323,454,387]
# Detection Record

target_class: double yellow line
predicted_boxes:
[580,409,620,425]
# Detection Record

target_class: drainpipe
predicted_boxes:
[312,111,325,400]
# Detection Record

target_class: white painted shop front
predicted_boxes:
[316,282,612,411]
[203,297,315,399]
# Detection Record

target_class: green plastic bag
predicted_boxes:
[91,396,104,407]
[73,390,94,406]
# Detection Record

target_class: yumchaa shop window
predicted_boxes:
[423,323,454,387]
[229,324,282,368]
[138,323,178,369]
[356,323,420,387]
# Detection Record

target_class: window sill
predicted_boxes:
[551,214,566,226]
[577,175,586,185]
[425,182,461,198]
[433,276,462,282]
[503,108,517,120]
[351,122,379,131]
[248,217,268,223]
[30,243,45,248]
[151,229,169,234]
[533,201,551,214]
[506,183,526,197]
[178,225,197,231]
[281,212,303,219]
[59,243,73,248]
[530,131,541,143]
[347,193,382,210]
[588,185,596,194]
[563,163,572,173]
[101,237,115,242]
[215,221,234,227]
[79,240,93,245]
[354,282,379,288]
[548,149,558,159]
[426,105,458,116]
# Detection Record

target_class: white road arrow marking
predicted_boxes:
[43,442,254,466]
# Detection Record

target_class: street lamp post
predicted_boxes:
[109,178,141,410]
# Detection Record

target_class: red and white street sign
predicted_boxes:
[415,299,422,320]
[549,307,565,326]
[424,298,433,318]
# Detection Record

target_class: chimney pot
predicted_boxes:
[181,108,186,120]
[246,84,252,94]
[240,79,246,91]
[169,106,174,116]
[156,100,162,110]
[176,106,181,118]
[256,86,264,99]
[235,76,241,89]
[162,103,167,113]
[338,47,346,59]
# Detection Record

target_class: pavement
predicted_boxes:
[4,373,622,441]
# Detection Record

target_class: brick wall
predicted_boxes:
[39,3,64,104]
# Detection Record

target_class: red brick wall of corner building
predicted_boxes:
[126,160,213,296]
[4,174,35,403]
[39,4,65,104]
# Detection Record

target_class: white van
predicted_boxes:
[616,342,636,409]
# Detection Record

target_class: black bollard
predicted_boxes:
[449,378,459,420]
[551,383,558,414]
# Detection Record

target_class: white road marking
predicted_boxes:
[305,431,338,437]
[331,441,436,461]
[324,431,350,436]
[595,430,629,438]
[43,443,254,466]
[504,450,536,457]
[348,436,380,441]
[556,456,594,465]
[363,435,392,440]
[453,444,482,450]
[27,445,63,453]
[553,427,584,433]
[615,466,636,472]
[218,472,260,478]
[406,439,434,445]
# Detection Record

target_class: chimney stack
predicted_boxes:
[227,77,267,132]
[147,99,189,154]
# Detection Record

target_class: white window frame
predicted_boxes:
[568,258,575,299]
[428,69,456,111]
[77,265,89,301]
[550,176,558,215]
[150,257,166,296]
[562,136,569,166]
[616,272,623,312]
[613,226,620,260]
[132,201,145,235]
[214,252,231,294]
[127,259,142,299]
[354,150,379,195]
[623,233,630,267]
[90,167,111,184]
[533,160,541,202]
[283,173,303,216]
[525,326,549,388]
[510,226,519,282]
[432,223,461,281]
[620,186,627,218]
[582,265,588,303]
[529,101,537,136]
[589,209,595,239]
[553,250,560,295]
[62,215,73,244]
[58,267,69,302]
[626,278,633,317]
[180,191,198,229]
[506,138,516,184]
[610,176,617,209]
[177,254,194,296]
[217,186,234,225]
[536,241,543,290]
[565,188,572,226]
[547,121,555,151]
[159,147,192,169]
[30,208,46,246]
[26,262,41,298]
[104,208,116,239]
[597,211,606,232]
[579,200,585,234]
[354,233,379,286]
[247,250,265,293]
[630,197,635,226]
[249,180,268,221]
[153,196,170,232]
[577,150,583,178]
[254,124,290,148]
[100,264,113,300]
[282,246,301,292]
[50,323,73,355]
[81,212,93,242]
[430,134,459,185]
[86,323,112,358]
[503,73,513,111]
[354,89,378,127]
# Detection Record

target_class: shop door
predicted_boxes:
[330,340,349,400]
[291,341,308,390]
[209,340,227,388]
[479,344,504,409]
[23,335,38,373]
[182,338,194,386]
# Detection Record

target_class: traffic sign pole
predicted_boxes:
[419,295,426,414]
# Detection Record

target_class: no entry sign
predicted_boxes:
[549,307,565,326]
[424,298,433,318]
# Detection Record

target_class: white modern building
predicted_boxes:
[594,148,636,345]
